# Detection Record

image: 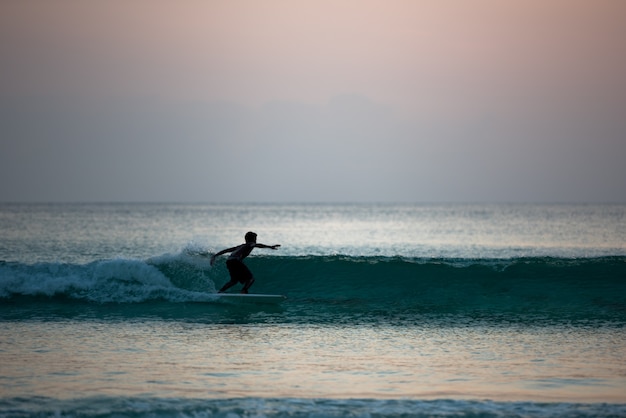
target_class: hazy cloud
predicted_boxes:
[1,1,625,202]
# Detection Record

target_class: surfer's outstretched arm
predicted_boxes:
[254,243,281,250]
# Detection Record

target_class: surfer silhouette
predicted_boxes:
[210,232,280,294]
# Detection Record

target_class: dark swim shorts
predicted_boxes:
[226,259,253,283]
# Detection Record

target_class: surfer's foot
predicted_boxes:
[240,290,248,294]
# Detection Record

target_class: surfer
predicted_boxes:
[210,231,280,294]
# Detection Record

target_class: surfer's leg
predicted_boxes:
[218,279,237,293]
[240,277,255,294]
[222,259,246,293]
[234,261,254,294]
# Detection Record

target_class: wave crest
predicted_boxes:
[1,255,625,321]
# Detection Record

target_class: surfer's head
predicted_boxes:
[245,231,257,243]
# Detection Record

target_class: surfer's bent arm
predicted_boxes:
[210,246,239,265]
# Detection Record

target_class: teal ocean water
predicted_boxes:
[1,203,625,417]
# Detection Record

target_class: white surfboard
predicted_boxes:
[211,293,287,304]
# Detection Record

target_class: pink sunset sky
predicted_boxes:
[1,0,625,202]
